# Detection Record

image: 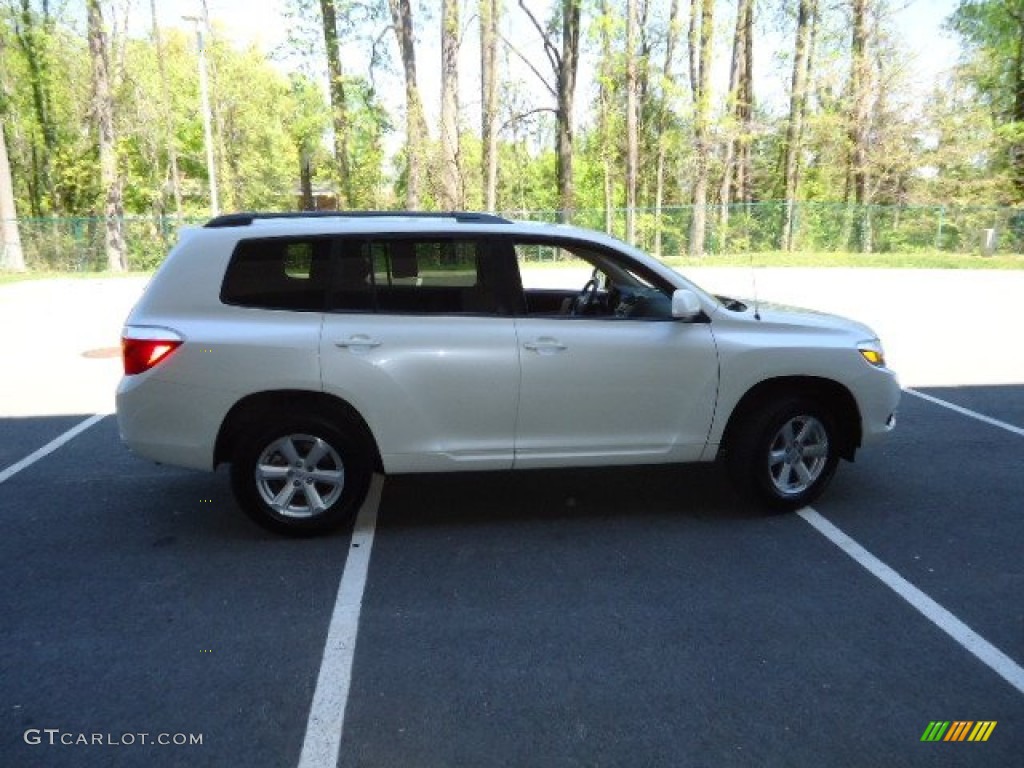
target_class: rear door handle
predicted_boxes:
[335,334,382,351]
[523,337,567,354]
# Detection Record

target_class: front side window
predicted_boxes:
[221,237,331,311]
[515,240,674,320]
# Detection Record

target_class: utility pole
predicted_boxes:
[184,14,219,216]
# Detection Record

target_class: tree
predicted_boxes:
[388,0,428,208]
[87,0,125,270]
[848,0,872,251]
[515,0,581,220]
[0,29,24,270]
[719,0,754,229]
[440,0,461,209]
[344,79,391,207]
[479,0,499,211]
[195,0,231,213]
[8,0,59,215]
[594,0,616,233]
[781,0,818,250]
[948,0,1024,201]
[688,0,715,256]
[286,73,331,210]
[0,118,25,270]
[150,0,182,218]
[653,0,683,256]
[320,0,354,207]
[625,0,639,243]
[916,74,1013,206]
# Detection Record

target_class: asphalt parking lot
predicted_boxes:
[2,270,1022,767]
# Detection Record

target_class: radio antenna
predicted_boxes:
[750,249,761,321]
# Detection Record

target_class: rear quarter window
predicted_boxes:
[329,237,510,315]
[221,238,332,311]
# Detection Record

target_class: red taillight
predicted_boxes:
[122,337,182,375]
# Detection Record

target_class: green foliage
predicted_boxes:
[947,0,1024,200]
[345,78,391,208]
[948,1,1024,117]
[1,4,92,216]
[915,74,1015,206]
[0,0,1022,275]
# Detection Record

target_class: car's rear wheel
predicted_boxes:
[728,396,839,510]
[230,414,372,535]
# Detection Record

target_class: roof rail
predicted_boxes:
[204,211,511,228]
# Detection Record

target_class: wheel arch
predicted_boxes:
[720,376,862,461]
[214,389,383,472]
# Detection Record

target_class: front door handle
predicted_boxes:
[523,337,567,354]
[335,334,382,351]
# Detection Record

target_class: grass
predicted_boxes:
[518,249,1024,270]
[664,250,1024,270]
[0,269,151,286]
[3,250,1022,286]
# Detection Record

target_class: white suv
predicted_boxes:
[116,212,900,534]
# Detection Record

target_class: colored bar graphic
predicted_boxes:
[921,720,997,742]
[944,721,973,741]
[921,721,950,741]
[968,722,997,742]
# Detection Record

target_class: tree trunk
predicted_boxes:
[516,0,580,222]
[12,0,58,214]
[781,0,817,251]
[389,0,428,209]
[300,150,314,210]
[150,0,182,219]
[557,0,581,222]
[1012,11,1024,198]
[440,0,461,209]
[320,0,354,208]
[479,0,499,211]
[719,0,752,232]
[688,0,715,257]
[598,0,614,234]
[737,1,753,203]
[849,0,872,252]
[87,0,125,271]
[654,0,681,258]
[0,119,25,272]
[625,0,639,244]
[199,0,232,212]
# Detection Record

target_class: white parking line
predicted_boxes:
[799,507,1024,696]
[0,413,107,486]
[297,475,384,768]
[905,388,1024,438]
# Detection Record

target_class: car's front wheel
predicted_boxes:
[230,414,372,535]
[728,396,839,510]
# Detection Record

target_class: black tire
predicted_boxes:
[727,396,839,511]
[230,413,372,535]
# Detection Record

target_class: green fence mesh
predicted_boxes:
[1,216,206,272]
[2,203,1022,271]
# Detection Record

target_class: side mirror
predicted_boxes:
[671,288,702,321]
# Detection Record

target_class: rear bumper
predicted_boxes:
[115,375,232,471]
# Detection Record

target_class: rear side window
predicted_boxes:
[221,238,332,311]
[330,238,509,315]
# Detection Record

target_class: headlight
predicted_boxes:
[858,339,886,368]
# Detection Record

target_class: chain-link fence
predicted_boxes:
[2,216,206,272]
[2,203,1022,271]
